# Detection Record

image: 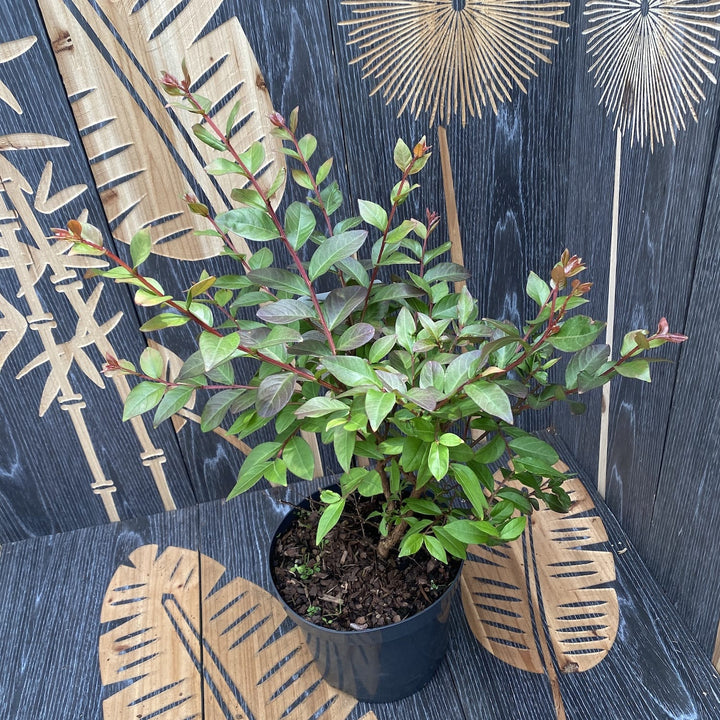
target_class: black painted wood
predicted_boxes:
[1,0,719,668]
[0,505,198,719]
[641,140,720,658]
[0,0,197,542]
[553,7,720,557]
[1,444,718,719]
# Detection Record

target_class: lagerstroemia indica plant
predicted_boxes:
[56,67,687,563]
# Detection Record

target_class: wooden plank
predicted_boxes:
[552,3,720,563]
[641,139,720,656]
[0,505,198,720]
[1,445,719,719]
[0,0,196,542]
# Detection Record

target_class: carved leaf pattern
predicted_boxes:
[461,469,618,717]
[39,0,285,260]
[100,545,376,720]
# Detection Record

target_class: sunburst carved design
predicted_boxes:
[340,0,570,125]
[584,0,720,149]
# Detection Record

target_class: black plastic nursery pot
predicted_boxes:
[268,488,463,703]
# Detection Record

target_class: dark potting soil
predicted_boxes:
[270,494,462,631]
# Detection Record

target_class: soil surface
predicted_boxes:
[270,493,462,631]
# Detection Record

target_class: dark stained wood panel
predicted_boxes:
[1,455,719,719]
[0,0,197,542]
[641,138,720,657]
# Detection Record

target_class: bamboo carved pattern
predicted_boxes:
[0,36,179,520]
[461,466,618,720]
[582,0,720,494]
[37,0,325,477]
[340,0,570,125]
[100,544,379,719]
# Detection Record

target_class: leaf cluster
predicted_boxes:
[62,72,687,564]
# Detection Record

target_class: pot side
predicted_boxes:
[267,490,462,703]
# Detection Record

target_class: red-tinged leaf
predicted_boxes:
[256,373,296,418]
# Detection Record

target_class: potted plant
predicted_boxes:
[55,67,686,703]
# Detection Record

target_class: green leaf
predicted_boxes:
[229,442,281,499]
[316,157,333,184]
[317,496,346,544]
[256,373,296,417]
[424,262,469,284]
[198,331,239,372]
[139,347,164,379]
[333,426,356,472]
[428,442,449,480]
[283,436,315,481]
[444,519,500,543]
[500,516,527,541]
[404,498,442,515]
[365,388,395,431]
[201,389,243,431]
[358,199,388,231]
[451,464,488,517]
[308,230,367,281]
[549,316,606,353]
[565,344,610,389]
[423,535,447,563]
[616,359,651,382]
[322,286,366,330]
[433,526,467,560]
[473,433,505,464]
[238,141,265,175]
[216,207,280,242]
[206,157,243,176]
[226,100,241,137]
[526,271,551,306]
[298,133,317,160]
[291,168,314,190]
[508,436,560,465]
[393,138,412,171]
[192,123,225,151]
[336,323,375,352]
[369,334,397,363]
[320,181,343,215]
[153,386,193,426]
[266,458,288,487]
[256,299,315,324]
[395,307,416,352]
[247,268,310,296]
[321,356,382,388]
[444,350,483,395]
[285,202,316,251]
[123,381,165,421]
[439,432,463,447]
[130,228,151,268]
[466,381,513,424]
[295,396,349,418]
[398,532,424,558]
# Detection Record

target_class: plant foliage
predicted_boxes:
[56,68,687,563]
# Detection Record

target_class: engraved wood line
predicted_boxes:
[100,544,377,719]
[461,468,618,720]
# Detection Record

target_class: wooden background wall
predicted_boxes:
[0,0,718,669]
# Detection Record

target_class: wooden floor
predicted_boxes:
[1,435,719,720]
